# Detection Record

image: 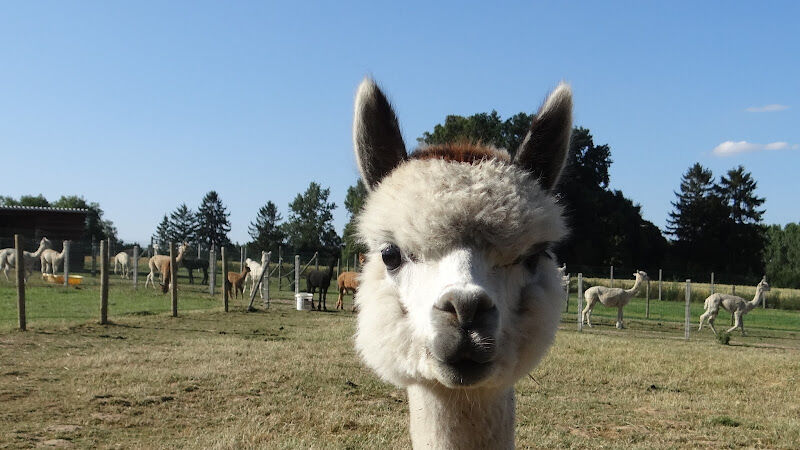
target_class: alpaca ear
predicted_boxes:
[353,78,407,190]
[514,83,572,191]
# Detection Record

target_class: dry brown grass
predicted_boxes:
[1,300,799,449]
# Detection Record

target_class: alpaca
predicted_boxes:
[336,271,359,310]
[113,251,131,279]
[243,252,269,299]
[225,266,251,299]
[581,271,648,329]
[181,258,208,284]
[699,276,770,336]
[145,243,188,289]
[306,258,336,311]
[351,79,571,449]
[0,237,52,281]
[40,241,69,276]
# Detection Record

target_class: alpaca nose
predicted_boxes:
[434,287,497,329]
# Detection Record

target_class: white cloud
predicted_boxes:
[745,104,789,113]
[712,140,799,156]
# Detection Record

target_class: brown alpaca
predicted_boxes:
[337,254,365,311]
[226,266,250,299]
[336,272,359,310]
[157,243,189,294]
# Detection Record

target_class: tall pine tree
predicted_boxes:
[248,201,286,253]
[169,203,198,244]
[342,179,368,261]
[153,215,172,248]
[197,191,231,248]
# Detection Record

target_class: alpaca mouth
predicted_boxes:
[434,357,494,387]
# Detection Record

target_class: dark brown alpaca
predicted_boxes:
[225,266,250,299]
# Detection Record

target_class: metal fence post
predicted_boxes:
[646,279,650,319]
[63,240,70,286]
[209,244,216,295]
[170,242,178,317]
[711,272,715,295]
[610,265,614,288]
[132,245,139,289]
[577,273,584,332]
[222,246,228,312]
[684,279,691,341]
[100,239,109,324]
[15,235,26,331]
[658,269,662,301]
[295,255,300,296]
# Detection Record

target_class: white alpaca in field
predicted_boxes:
[581,270,648,329]
[352,79,571,449]
[699,277,770,336]
[244,251,269,299]
[114,251,131,279]
[0,237,52,281]
[40,241,69,276]
[145,243,188,289]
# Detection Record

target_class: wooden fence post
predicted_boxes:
[264,251,271,309]
[684,279,691,341]
[240,245,245,271]
[91,238,97,276]
[610,265,614,288]
[132,245,139,289]
[315,253,319,272]
[646,279,650,319]
[15,235,26,331]
[295,255,300,296]
[62,240,70,287]
[577,273,584,332]
[277,246,283,291]
[658,269,662,301]
[100,239,109,324]
[564,274,570,313]
[170,242,178,317]
[209,245,216,295]
[222,246,228,312]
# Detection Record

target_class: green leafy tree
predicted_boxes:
[169,203,198,244]
[764,223,800,288]
[51,195,117,242]
[282,182,341,256]
[0,195,18,206]
[19,194,51,207]
[342,179,368,261]
[197,191,231,248]
[248,201,286,253]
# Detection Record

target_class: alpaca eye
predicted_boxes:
[381,244,403,271]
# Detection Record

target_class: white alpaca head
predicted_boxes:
[634,270,648,282]
[353,79,572,391]
[757,276,770,293]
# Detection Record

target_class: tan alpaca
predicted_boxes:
[114,251,131,279]
[581,271,648,329]
[226,266,250,299]
[699,277,769,336]
[336,271,359,310]
[145,243,188,289]
[40,240,68,276]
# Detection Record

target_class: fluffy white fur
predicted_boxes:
[581,270,648,329]
[0,237,52,282]
[699,277,769,336]
[352,78,571,449]
[40,241,69,276]
[114,251,131,279]
[244,252,269,298]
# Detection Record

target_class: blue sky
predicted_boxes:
[2,1,798,244]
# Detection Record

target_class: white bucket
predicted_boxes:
[295,293,313,311]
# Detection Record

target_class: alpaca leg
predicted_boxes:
[616,305,624,329]
[336,289,343,310]
[322,288,328,311]
[727,311,744,335]
[698,311,709,331]
[707,314,718,336]
[581,300,594,327]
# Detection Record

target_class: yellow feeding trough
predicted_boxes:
[43,274,84,286]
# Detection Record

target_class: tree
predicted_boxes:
[248,201,286,254]
[418,110,533,157]
[764,223,800,288]
[51,195,117,242]
[716,166,767,279]
[153,215,172,248]
[19,194,51,207]
[282,182,341,256]
[717,166,765,225]
[196,191,231,248]
[169,203,198,244]
[342,179,368,261]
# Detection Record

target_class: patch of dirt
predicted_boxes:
[90,413,125,423]
[39,439,73,447]
[45,425,80,433]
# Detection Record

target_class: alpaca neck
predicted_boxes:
[407,384,515,450]
[746,288,765,311]
[625,277,643,296]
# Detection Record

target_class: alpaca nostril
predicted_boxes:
[434,288,496,329]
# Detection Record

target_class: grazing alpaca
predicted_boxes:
[581,270,648,329]
[114,251,131,279]
[352,79,571,449]
[226,266,250,299]
[0,237,52,281]
[181,258,208,284]
[306,258,336,311]
[243,251,269,298]
[40,241,69,276]
[145,243,188,289]
[336,254,365,311]
[699,277,770,336]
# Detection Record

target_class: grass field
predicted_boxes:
[2,269,800,448]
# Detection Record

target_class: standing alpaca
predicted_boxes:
[306,258,336,311]
[352,79,571,448]
[243,252,269,299]
[1,237,52,281]
[145,243,188,289]
[225,266,251,299]
[40,241,69,276]
[699,277,770,336]
[336,271,359,310]
[181,258,208,284]
[114,251,131,279]
[581,271,648,329]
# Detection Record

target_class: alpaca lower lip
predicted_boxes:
[437,359,493,386]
